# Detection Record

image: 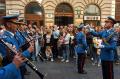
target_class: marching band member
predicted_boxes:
[0,15,34,79]
[89,16,117,79]
[75,23,88,74]
[0,53,27,79]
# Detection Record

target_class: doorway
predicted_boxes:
[25,2,44,26]
[55,3,74,26]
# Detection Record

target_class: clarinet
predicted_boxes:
[25,28,45,62]
[0,39,45,79]
[16,29,30,51]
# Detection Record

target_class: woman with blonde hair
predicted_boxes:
[43,28,54,61]
[61,28,71,63]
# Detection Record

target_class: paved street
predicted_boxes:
[25,58,120,79]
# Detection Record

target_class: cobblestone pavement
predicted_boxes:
[25,58,120,79]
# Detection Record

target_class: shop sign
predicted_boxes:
[84,16,100,20]
[0,3,5,10]
[9,10,20,15]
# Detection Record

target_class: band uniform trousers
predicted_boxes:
[77,53,86,73]
[91,28,116,79]
[101,61,114,79]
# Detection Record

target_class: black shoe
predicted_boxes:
[24,71,31,75]
[115,60,120,65]
[78,71,87,74]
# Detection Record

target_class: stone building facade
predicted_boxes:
[115,0,120,22]
[4,0,115,26]
[0,0,5,17]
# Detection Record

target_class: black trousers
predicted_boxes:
[20,66,26,79]
[77,53,86,73]
[52,39,58,59]
[101,61,114,79]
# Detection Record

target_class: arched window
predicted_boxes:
[55,3,73,13]
[25,2,43,15]
[84,4,100,16]
[25,2,44,26]
[55,3,74,26]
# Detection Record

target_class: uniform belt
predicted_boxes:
[77,44,83,47]
[63,44,69,45]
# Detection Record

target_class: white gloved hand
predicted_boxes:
[89,28,94,32]
[85,50,87,54]
[98,45,105,48]
[88,27,94,32]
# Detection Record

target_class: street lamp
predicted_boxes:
[76,7,81,18]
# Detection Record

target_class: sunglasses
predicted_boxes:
[105,20,113,24]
